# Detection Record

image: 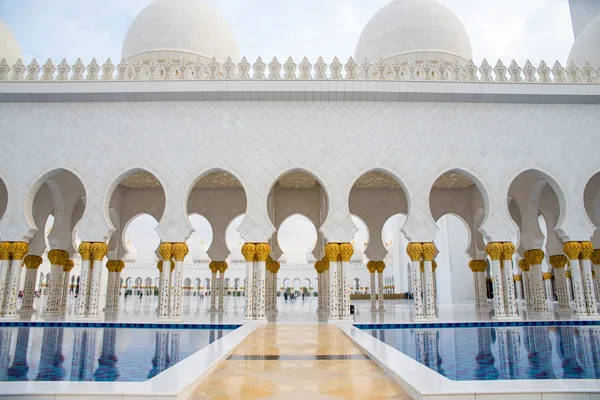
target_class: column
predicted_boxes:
[315,261,323,312]
[550,255,570,309]
[272,261,280,314]
[518,259,531,307]
[340,243,353,319]
[20,255,43,311]
[61,259,74,310]
[104,261,117,311]
[566,270,574,302]
[242,243,255,320]
[170,242,188,319]
[113,261,124,312]
[524,249,548,313]
[476,261,488,307]
[422,242,436,318]
[367,262,377,311]
[76,243,92,317]
[87,242,108,318]
[217,261,227,313]
[2,242,28,318]
[255,243,270,320]
[579,242,599,316]
[209,261,218,312]
[326,243,340,320]
[265,259,272,314]
[593,250,600,305]
[376,261,385,312]
[157,242,173,320]
[0,243,11,314]
[45,249,67,314]
[500,242,518,317]
[486,242,506,319]
[156,261,164,313]
[322,258,330,317]
[407,243,424,320]
[469,260,481,307]
[564,242,588,317]
[543,273,554,301]
[514,275,523,300]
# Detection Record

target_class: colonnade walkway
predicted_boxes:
[189,324,407,400]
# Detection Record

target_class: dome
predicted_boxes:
[355,0,472,65]
[121,0,240,64]
[124,240,137,264]
[0,21,23,66]
[192,240,210,263]
[567,15,600,68]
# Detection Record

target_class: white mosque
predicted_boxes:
[0,0,600,323]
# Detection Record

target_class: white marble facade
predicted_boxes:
[1,0,600,321]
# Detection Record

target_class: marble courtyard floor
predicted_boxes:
[188,324,407,400]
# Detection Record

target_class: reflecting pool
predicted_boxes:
[365,326,600,381]
[0,326,234,382]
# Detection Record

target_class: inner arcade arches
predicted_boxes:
[584,172,600,247]
[123,214,161,265]
[382,214,411,293]
[277,213,318,265]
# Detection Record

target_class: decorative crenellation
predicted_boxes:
[2,57,600,84]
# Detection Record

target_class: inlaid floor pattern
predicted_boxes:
[189,325,408,400]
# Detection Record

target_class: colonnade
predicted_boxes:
[366,261,385,312]
[406,242,438,320]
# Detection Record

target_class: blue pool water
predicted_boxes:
[366,325,600,381]
[0,326,234,382]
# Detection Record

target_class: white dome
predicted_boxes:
[121,0,240,64]
[124,240,137,263]
[355,0,472,65]
[192,240,210,262]
[0,21,23,66]
[568,15,600,68]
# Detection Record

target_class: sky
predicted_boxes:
[1,0,575,66]
[12,0,576,262]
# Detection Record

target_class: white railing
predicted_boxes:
[0,56,599,84]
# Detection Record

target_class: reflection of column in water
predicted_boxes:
[424,330,442,374]
[36,327,65,381]
[0,329,14,380]
[496,329,510,380]
[70,329,98,381]
[577,328,598,379]
[524,327,555,379]
[148,331,171,379]
[556,326,582,378]
[170,331,180,365]
[506,329,521,379]
[414,330,426,365]
[474,328,498,380]
[590,328,600,378]
[93,328,120,381]
[8,327,31,380]
[379,329,385,343]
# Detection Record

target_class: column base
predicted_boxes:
[572,314,600,320]
[0,315,18,320]
[424,316,439,321]
[411,317,428,322]
[371,309,384,313]
[18,308,35,314]
[492,315,521,321]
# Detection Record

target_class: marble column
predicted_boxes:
[469,260,481,307]
[407,243,424,320]
[76,243,93,317]
[170,242,188,319]
[376,262,385,312]
[566,270,574,302]
[157,260,172,319]
[340,243,353,319]
[524,249,548,313]
[476,261,488,307]
[422,242,436,319]
[500,242,518,317]
[272,261,280,314]
[593,250,600,305]
[326,243,340,320]
[209,261,219,313]
[104,260,118,311]
[315,261,323,312]
[61,259,74,310]
[486,243,506,319]
[113,261,124,311]
[217,261,227,313]
[265,261,272,314]
[2,242,28,318]
[543,272,554,301]
[242,243,255,320]
[367,262,377,311]
[322,258,330,317]
[0,243,11,315]
[87,242,108,318]
[46,249,67,314]
[519,260,532,307]
[564,242,588,317]
[254,243,270,320]
[20,255,43,311]
[514,275,523,300]
[579,242,599,316]
[550,255,570,309]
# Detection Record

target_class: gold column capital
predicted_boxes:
[9,242,29,260]
[0,242,11,260]
[173,242,189,261]
[314,260,322,273]
[322,257,330,271]
[273,261,280,273]
[542,272,553,280]
[432,260,437,271]
[91,242,108,261]
[241,243,256,262]
[64,259,75,272]
[549,254,567,269]
[518,259,529,271]
[157,261,163,272]
[422,242,436,261]
[476,260,487,272]
[592,249,600,265]
[501,242,515,260]
[255,243,270,262]
[78,242,92,260]
[468,260,477,272]
[485,242,503,260]
[117,260,125,272]
[209,261,220,273]
[375,261,386,273]
[339,243,354,262]
[48,249,65,265]
[219,261,228,273]
[406,242,422,261]
[24,255,43,269]
[106,260,117,272]
[566,271,572,279]
[580,241,594,260]
[325,243,340,262]
[366,261,377,273]
[526,249,544,265]
[513,274,522,281]
[159,242,174,261]
[563,241,582,260]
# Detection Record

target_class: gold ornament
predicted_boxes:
[432,260,437,271]
[170,260,175,272]
[580,241,594,260]
[48,249,64,265]
[314,260,322,273]
[117,260,126,272]
[422,242,436,261]
[173,242,189,261]
[468,260,477,272]
[566,271,572,279]
[366,261,376,273]
[592,249,600,265]
[241,243,256,262]
[549,254,567,269]
[563,241,582,260]
[376,261,386,273]
[64,259,75,272]
[256,243,270,262]
[78,242,92,260]
[157,261,163,272]
[339,243,354,262]
[10,242,28,260]
[526,249,544,265]
[91,242,108,261]
[501,242,515,260]
[513,275,522,281]
[0,242,11,260]
[325,243,340,262]
[542,272,553,280]
[209,261,220,273]
[159,242,174,261]
[406,243,422,261]
[322,257,330,271]
[486,242,502,260]
[105,260,116,272]
[219,261,228,273]
[24,255,43,269]
[518,259,529,272]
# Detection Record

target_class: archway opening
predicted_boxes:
[187,213,213,265]
[382,214,411,293]
[350,214,370,262]
[0,177,6,222]
[584,172,600,247]
[277,214,317,265]
[123,214,161,265]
